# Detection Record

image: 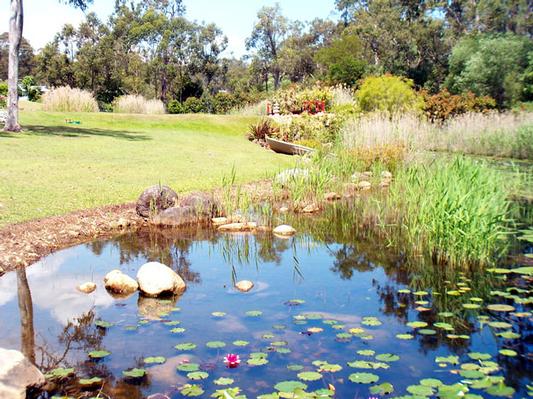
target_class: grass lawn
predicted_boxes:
[0,106,293,227]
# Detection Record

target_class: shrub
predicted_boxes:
[272,84,334,115]
[183,97,206,113]
[356,75,424,115]
[422,89,496,122]
[0,95,6,109]
[21,76,41,102]
[167,99,185,114]
[42,86,99,112]
[113,95,165,114]
[213,92,239,114]
[247,118,278,141]
[275,113,343,144]
[0,81,7,96]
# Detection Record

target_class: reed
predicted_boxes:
[113,95,165,114]
[42,86,99,112]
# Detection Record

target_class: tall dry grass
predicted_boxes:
[342,111,533,160]
[230,100,269,116]
[331,84,355,106]
[42,86,99,113]
[113,95,165,114]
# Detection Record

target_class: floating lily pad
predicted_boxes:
[206,341,226,348]
[88,350,110,359]
[274,380,308,393]
[214,377,234,386]
[211,312,226,317]
[498,349,517,357]
[370,382,394,395]
[375,353,400,362]
[485,384,515,397]
[396,333,414,340]
[45,368,75,379]
[418,328,437,335]
[348,372,379,384]
[510,266,533,276]
[297,371,322,381]
[398,289,411,294]
[144,356,166,364]
[407,321,428,328]
[179,384,204,397]
[487,304,515,312]
[79,377,102,385]
[287,364,304,371]
[435,355,459,365]
[245,310,263,317]
[438,312,455,318]
[434,322,454,330]
[170,327,186,333]
[488,322,513,329]
[122,368,146,378]
[407,384,434,396]
[187,371,209,380]
[248,357,269,366]
[233,340,249,347]
[463,303,481,310]
[468,352,491,360]
[164,320,181,326]
[349,327,365,334]
[318,362,342,373]
[177,363,200,372]
[420,378,443,388]
[497,331,521,339]
[175,343,197,351]
[357,349,375,356]
[94,320,113,328]
[362,317,382,326]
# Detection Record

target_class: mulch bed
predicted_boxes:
[0,203,145,274]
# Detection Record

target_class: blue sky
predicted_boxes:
[4,0,338,57]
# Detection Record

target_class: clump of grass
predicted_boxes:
[114,95,165,114]
[231,100,269,116]
[42,86,99,112]
[331,84,354,106]
[384,156,514,267]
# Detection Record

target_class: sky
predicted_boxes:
[3,0,339,57]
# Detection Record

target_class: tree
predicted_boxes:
[246,3,288,90]
[444,33,533,106]
[4,0,93,133]
[0,32,34,80]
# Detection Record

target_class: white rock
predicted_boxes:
[218,222,257,232]
[235,280,254,292]
[137,262,186,297]
[357,181,372,190]
[77,282,96,294]
[278,206,289,213]
[104,270,138,296]
[381,171,393,179]
[211,217,228,226]
[0,348,45,399]
[273,225,296,236]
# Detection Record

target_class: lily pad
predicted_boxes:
[206,341,226,348]
[375,353,400,362]
[211,312,226,317]
[175,343,197,351]
[94,320,113,329]
[357,349,376,356]
[233,340,249,347]
[214,377,234,385]
[245,310,263,317]
[170,327,186,333]
[297,371,323,381]
[407,321,428,328]
[485,384,515,397]
[187,371,209,380]
[407,385,434,396]
[348,372,379,384]
[122,368,146,378]
[274,380,308,393]
[487,304,515,312]
[79,377,102,385]
[88,350,110,359]
[45,368,75,379]
[370,382,394,395]
[498,349,517,357]
[396,333,414,340]
[144,356,166,364]
[420,378,443,388]
[179,384,204,397]
[177,363,200,372]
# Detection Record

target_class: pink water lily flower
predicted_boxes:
[224,353,241,368]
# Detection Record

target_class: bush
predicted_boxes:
[0,95,6,109]
[0,82,8,96]
[422,89,496,122]
[213,92,240,114]
[275,113,343,144]
[272,84,334,115]
[113,95,165,114]
[356,75,424,115]
[167,99,185,114]
[42,86,99,112]
[183,97,206,113]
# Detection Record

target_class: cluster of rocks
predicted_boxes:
[77,261,186,299]
[0,348,45,399]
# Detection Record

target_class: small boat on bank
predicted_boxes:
[265,136,315,156]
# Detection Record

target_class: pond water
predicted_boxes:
[0,217,531,399]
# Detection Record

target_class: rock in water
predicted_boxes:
[77,282,96,294]
[136,185,178,218]
[137,262,186,297]
[0,348,45,399]
[211,217,228,226]
[235,280,254,292]
[218,222,257,232]
[151,207,199,227]
[104,270,139,296]
[273,225,296,237]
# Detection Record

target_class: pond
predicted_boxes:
[0,215,531,399]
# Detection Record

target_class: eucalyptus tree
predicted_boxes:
[4,0,92,132]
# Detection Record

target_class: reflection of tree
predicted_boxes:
[17,267,35,363]
[329,244,374,279]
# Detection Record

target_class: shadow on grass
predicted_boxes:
[6,125,151,141]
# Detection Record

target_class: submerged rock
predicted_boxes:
[218,222,257,232]
[104,270,138,296]
[273,224,296,237]
[136,185,178,218]
[0,348,45,399]
[151,206,200,227]
[235,280,254,292]
[77,282,96,294]
[137,262,186,297]
[138,296,179,320]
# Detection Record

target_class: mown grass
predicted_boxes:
[0,109,293,227]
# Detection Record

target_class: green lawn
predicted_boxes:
[0,109,293,227]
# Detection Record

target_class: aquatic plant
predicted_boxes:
[224,353,241,368]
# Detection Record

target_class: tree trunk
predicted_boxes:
[4,0,23,132]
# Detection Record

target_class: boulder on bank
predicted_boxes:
[179,193,220,217]
[151,206,199,227]
[137,262,186,297]
[235,280,254,292]
[136,185,179,218]
[104,270,138,296]
[0,348,45,399]
[77,282,96,294]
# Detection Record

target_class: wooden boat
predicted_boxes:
[265,136,315,156]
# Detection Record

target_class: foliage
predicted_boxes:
[183,97,207,113]
[356,75,424,115]
[42,86,99,112]
[248,118,277,141]
[445,34,533,107]
[345,143,407,172]
[0,81,7,96]
[272,84,334,115]
[167,99,185,114]
[275,113,342,144]
[21,76,41,102]
[113,95,165,115]
[421,89,496,122]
